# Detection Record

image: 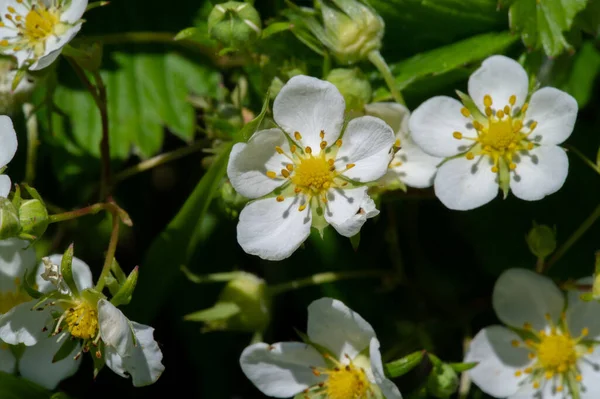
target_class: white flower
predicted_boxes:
[0,0,88,70]
[240,297,402,399]
[365,102,442,189]
[0,239,80,389]
[227,75,395,260]
[0,254,165,387]
[0,115,17,197]
[465,268,600,398]
[410,55,578,211]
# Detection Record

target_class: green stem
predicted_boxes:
[114,141,207,184]
[268,270,389,296]
[95,209,120,292]
[567,145,600,175]
[181,266,247,284]
[368,50,405,105]
[23,103,39,185]
[48,202,129,225]
[545,203,600,271]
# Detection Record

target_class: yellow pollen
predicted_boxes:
[504,105,511,115]
[294,132,302,140]
[298,204,307,212]
[514,370,522,377]
[533,382,540,389]
[511,340,520,347]
[483,95,492,107]
[320,130,325,139]
[521,103,529,113]
[65,302,99,340]
[320,141,327,150]
[466,152,475,160]
[480,118,516,150]
[509,95,516,105]
[291,145,297,153]
[325,363,370,399]
[453,131,462,139]
[24,6,60,42]
[305,146,312,154]
[556,385,563,392]
[276,195,284,202]
[346,163,355,170]
[336,139,343,147]
[266,171,277,179]
[286,164,294,172]
[496,110,505,119]
[275,146,284,154]
[460,107,470,117]
[529,121,538,131]
[536,332,578,376]
[281,169,290,178]
[576,375,583,382]
[291,157,335,193]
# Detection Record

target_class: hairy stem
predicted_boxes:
[268,270,389,296]
[368,50,405,105]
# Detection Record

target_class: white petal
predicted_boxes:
[98,299,134,358]
[239,342,326,398]
[0,340,16,374]
[237,196,312,261]
[468,55,529,114]
[227,129,290,199]
[391,132,442,188]
[433,156,498,211]
[274,75,345,150]
[409,96,474,157]
[465,326,532,398]
[492,268,564,331]
[0,238,36,292]
[369,338,403,399]
[104,322,164,387]
[565,277,600,340]
[307,297,376,360]
[580,346,600,398]
[524,87,578,145]
[30,25,82,71]
[324,187,366,236]
[18,333,82,390]
[0,116,17,168]
[328,191,379,237]
[36,254,94,294]
[0,301,50,346]
[510,145,568,201]
[61,0,88,23]
[0,174,11,197]
[335,116,395,182]
[364,102,410,135]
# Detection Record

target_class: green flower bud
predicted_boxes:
[18,199,49,239]
[208,2,262,50]
[0,197,21,239]
[526,224,557,259]
[326,68,372,111]
[321,0,384,64]
[427,363,459,398]
[185,272,270,333]
[219,180,248,219]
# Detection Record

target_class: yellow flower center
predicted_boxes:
[0,1,63,55]
[0,281,31,314]
[512,315,590,394]
[306,354,373,399]
[265,130,354,212]
[454,94,538,173]
[325,363,370,399]
[65,302,99,340]
[24,7,60,41]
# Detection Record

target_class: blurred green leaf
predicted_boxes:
[385,350,425,378]
[44,52,220,177]
[391,32,518,90]
[184,302,241,322]
[509,0,588,57]
[0,372,49,399]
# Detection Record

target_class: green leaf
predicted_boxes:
[390,32,518,90]
[384,350,425,378]
[448,361,478,372]
[560,41,600,107]
[52,337,79,364]
[262,22,293,39]
[128,142,234,323]
[0,371,49,399]
[184,302,241,322]
[509,0,589,57]
[43,52,221,179]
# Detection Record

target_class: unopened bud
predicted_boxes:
[208,2,262,49]
[18,199,49,239]
[0,197,21,239]
[321,0,384,64]
[427,362,459,398]
[326,68,372,111]
[526,224,557,259]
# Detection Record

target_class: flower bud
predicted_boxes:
[321,0,384,64]
[18,199,49,239]
[526,224,556,259]
[427,362,459,398]
[185,272,270,333]
[326,68,372,111]
[0,197,21,239]
[208,2,262,49]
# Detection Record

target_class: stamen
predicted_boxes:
[460,108,470,117]
[305,146,312,154]
[453,132,463,139]
[509,95,516,106]
[276,195,284,202]
[336,139,342,147]
[281,169,290,178]
[320,141,327,150]
[266,171,277,179]
[320,130,325,139]
[275,146,284,154]
[294,132,302,140]
[483,95,492,107]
